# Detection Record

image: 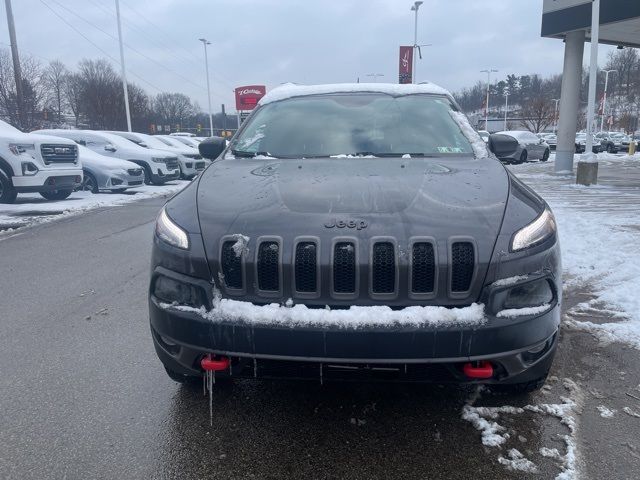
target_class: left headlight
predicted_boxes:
[511,207,556,252]
[9,143,35,156]
[155,207,189,250]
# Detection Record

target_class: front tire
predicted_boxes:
[519,149,528,163]
[0,172,17,204]
[81,171,99,193]
[541,149,550,162]
[606,144,614,153]
[40,189,72,201]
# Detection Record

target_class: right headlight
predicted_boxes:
[155,207,189,250]
[511,207,556,252]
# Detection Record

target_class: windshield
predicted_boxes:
[139,134,174,150]
[229,93,474,158]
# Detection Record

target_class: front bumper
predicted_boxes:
[149,270,560,384]
[151,168,180,183]
[13,169,82,193]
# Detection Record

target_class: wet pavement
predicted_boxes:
[1,172,639,479]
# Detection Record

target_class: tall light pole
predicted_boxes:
[503,89,509,131]
[199,38,213,136]
[5,0,24,129]
[366,73,384,83]
[600,69,617,132]
[410,1,423,84]
[115,0,132,132]
[480,69,498,130]
[552,98,560,134]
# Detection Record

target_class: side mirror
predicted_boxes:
[104,144,117,152]
[487,133,519,156]
[198,136,226,160]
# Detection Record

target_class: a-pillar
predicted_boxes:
[555,30,585,173]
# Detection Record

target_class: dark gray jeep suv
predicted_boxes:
[149,83,561,393]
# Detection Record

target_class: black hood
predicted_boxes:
[196,156,508,242]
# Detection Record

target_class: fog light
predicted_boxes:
[504,279,553,309]
[21,162,39,175]
[111,178,123,186]
[185,162,193,168]
[154,275,205,308]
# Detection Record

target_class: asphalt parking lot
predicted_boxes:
[1,170,639,479]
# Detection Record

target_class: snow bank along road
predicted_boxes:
[1,159,640,479]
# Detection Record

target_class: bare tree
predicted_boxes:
[520,97,554,133]
[63,72,82,127]
[77,59,122,129]
[43,60,69,123]
[153,92,195,126]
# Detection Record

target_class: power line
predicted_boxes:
[38,0,163,92]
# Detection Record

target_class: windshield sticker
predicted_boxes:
[437,146,464,153]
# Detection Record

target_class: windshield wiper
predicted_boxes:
[230,149,278,158]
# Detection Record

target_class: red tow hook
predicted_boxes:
[463,360,494,379]
[201,354,231,372]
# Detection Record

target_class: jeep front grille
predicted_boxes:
[40,144,77,164]
[333,242,356,294]
[451,242,475,292]
[372,242,395,294]
[221,241,243,290]
[411,242,435,294]
[295,242,317,293]
[257,241,280,292]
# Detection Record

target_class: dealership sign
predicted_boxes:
[398,46,413,84]
[235,85,266,111]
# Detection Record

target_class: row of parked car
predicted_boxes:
[537,131,636,154]
[0,121,209,204]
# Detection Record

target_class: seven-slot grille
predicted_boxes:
[257,241,280,291]
[295,242,317,293]
[411,242,436,293]
[451,242,475,292]
[40,144,77,164]
[223,238,476,299]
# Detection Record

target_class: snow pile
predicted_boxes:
[162,298,486,330]
[462,379,583,479]
[496,304,551,318]
[230,234,250,257]
[492,275,529,287]
[498,449,539,473]
[597,405,615,418]
[259,82,452,106]
[449,110,489,159]
[0,181,188,231]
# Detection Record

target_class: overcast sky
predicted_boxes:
[1,0,615,112]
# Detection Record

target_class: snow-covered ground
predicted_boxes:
[0,181,188,233]
[508,152,640,350]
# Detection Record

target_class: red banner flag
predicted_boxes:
[399,46,413,84]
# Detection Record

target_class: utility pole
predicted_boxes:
[503,90,509,131]
[4,0,23,129]
[115,0,132,132]
[410,1,423,83]
[480,69,498,131]
[199,38,214,137]
[600,69,617,132]
[552,98,560,134]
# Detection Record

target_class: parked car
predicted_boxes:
[542,133,557,150]
[150,83,561,394]
[109,131,204,180]
[594,132,621,153]
[170,132,196,137]
[160,135,201,149]
[76,145,144,193]
[575,133,603,154]
[0,121,82,203]
[34,129,180,185]
[477,130,490,143]
[491,130,550,163]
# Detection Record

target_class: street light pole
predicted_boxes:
[366,73,384,83]
[4,0,23,129]
[503,90,509,131]
[410,1,423,84]
[199,38,214,137]
[600,69,617,132]
[115,0,132,132]
[552,98,560,134]
[480,69,498,131]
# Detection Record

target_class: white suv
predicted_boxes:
[33,130,180,185]
[0,120,82,204]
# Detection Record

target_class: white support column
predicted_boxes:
[555,30,586,173]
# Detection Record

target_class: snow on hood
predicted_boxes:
[0,127,76,145]
[259,82,452,106]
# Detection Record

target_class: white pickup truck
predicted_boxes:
[0,120,82,203]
